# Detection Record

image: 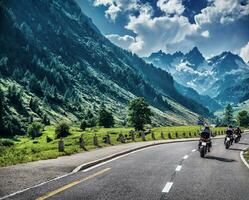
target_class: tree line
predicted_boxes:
[0,92,153,138]
[223,103,249,127]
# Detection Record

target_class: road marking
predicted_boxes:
[0,146,156,200]
[82,147,152,172]
[175,165,182,172]
[36,168,111,200]
[192,149,196,152]
[240,147,249,169]
[162,182,173,193]
[183,155,188,159]
[0,172,76,200]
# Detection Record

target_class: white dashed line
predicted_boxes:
[240,147,249,169]
[162,182,173,193]
[175,165,182,172]
[192,149,196,152]
[183,155,188,159]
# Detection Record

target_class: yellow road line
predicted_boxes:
[36,168,111,200]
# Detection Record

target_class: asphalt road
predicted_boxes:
[3,134,249,200]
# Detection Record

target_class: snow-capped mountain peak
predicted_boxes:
[144,48,249,103]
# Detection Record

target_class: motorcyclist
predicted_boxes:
[235,126,242,140]
[225,125,234,144]
[199,125,213,152]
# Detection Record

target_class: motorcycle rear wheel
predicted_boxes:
[225,142,230,149]
[200,147,205,157]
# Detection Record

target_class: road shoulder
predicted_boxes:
[240,147,249,169]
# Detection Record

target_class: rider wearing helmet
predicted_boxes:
[225,125,234,144]
[235,126,242,139]
[199,125,213,152]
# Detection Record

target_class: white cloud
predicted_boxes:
[240,42,249,62]
[106,34,135,50]
[91,0,249,57]
[93,0,139,20]
[201,30,209,38]
[195,0,249,26]
[124,9,197,56]
[157,0,185,15]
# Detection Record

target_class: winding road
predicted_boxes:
[4,133,249,200]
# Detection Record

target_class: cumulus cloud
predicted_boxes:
[201,30,209,38]
[240,41,249,62]
[195,0,249,26]
[157,0,185,15]
[124,5,197,56]
[93,0,139,20]
[91,0,249,57]
[106,34,135,50]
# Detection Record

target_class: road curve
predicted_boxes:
[4,133,249,200]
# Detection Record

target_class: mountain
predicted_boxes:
[174,82,221,112]
[144,48,249,106]
[0,0,211,136]
[184,47,205,70]
[207,52,249,103]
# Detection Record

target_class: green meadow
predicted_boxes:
[0,126,226,167]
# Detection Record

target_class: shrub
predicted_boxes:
[80,120,87,131]
[27,122,44,139]
[46,136,53,143]
[0,139,14,147]
[98,107,114,128]
[55,122,70,138]
[42,114,50,125]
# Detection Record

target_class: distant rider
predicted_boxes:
[199,125,213,152]
[235,126,242,140]
[225,125,234,144]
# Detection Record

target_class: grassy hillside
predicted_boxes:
[0,125,225,167]
[214,99,249,120]
[0,0,212,138]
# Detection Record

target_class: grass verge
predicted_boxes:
[244,149,249,162]
[0,126,225,167]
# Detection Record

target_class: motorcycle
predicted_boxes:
[200,138,210,158]
[225,136,231,149]
[234,134,240,143]
[234,130,242,143]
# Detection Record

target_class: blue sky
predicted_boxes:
[76,0,249,62]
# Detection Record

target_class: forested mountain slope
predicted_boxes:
[0,0,209,136]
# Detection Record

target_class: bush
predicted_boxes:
[98,107,114,128]
[1,116,25,137]
[46,136,53,143]
[42,114,50,125]
[0,139,14,147]
[27,122,44,139]
[80,120,87,131]
[55,122,70,138]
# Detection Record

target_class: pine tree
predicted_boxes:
[224,104,233,125]
[127,97,153,131]
[29,75,43,96]
[29,97,40,113]
[237,110,249,127]
[98,105,114,128]
[0,88,5,129]
[7,84,22,106]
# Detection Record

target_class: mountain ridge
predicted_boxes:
[0,0,211,136]
[144,47,249,107]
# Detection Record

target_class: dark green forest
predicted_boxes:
[0,0,210,137]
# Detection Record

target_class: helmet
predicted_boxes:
[229,125,233,128]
